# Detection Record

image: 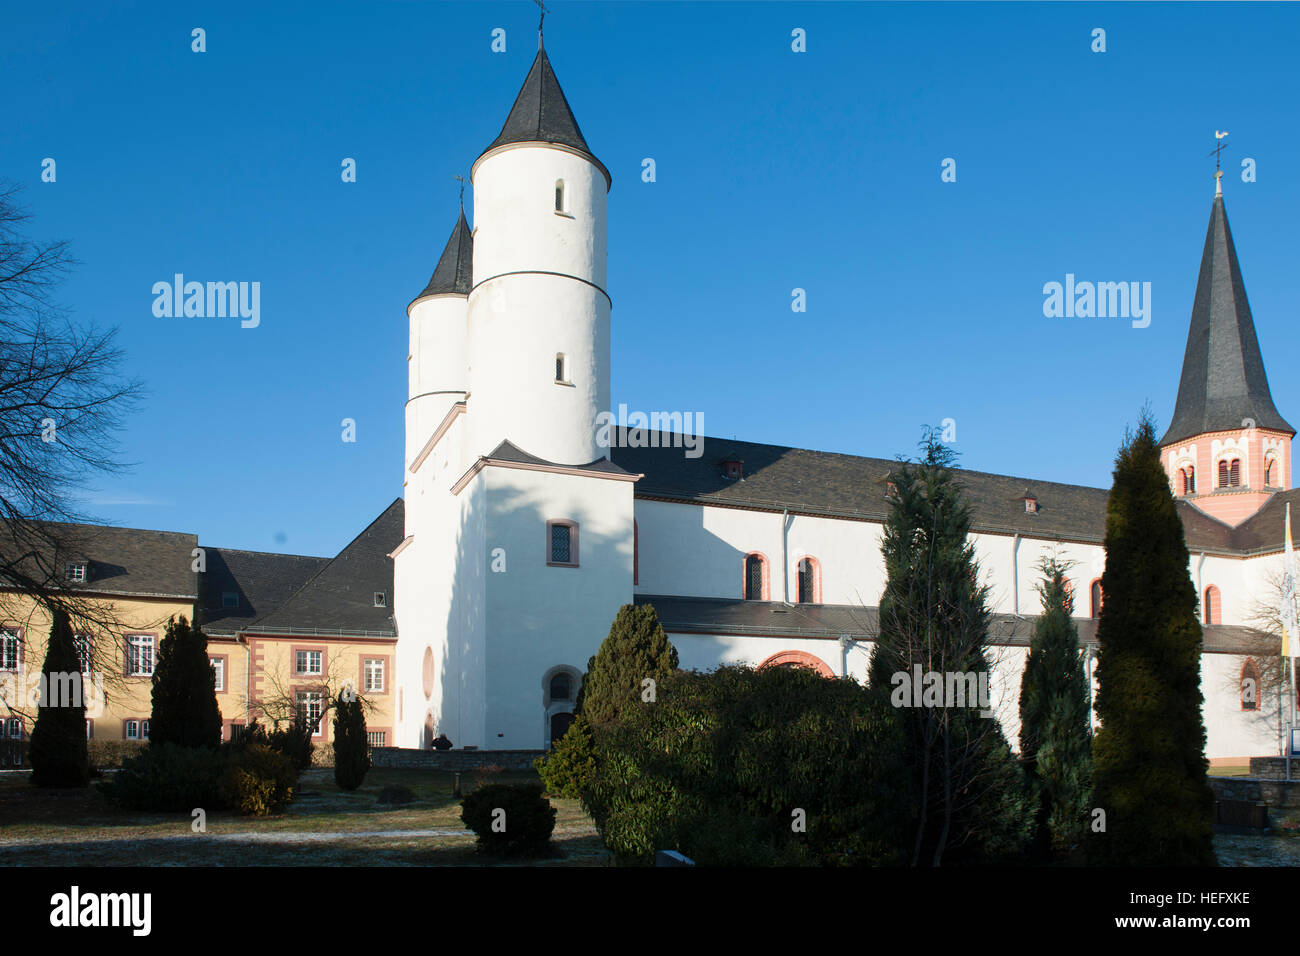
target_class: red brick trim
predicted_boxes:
[359,654,391,696]
[742,552,770,601]
[546,520,579,568]
[1203,585,1222,626]
[758,650,834,678]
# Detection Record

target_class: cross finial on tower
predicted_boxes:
[1210,130,1230,197]
[454,174,468,207]
[535,0,548,49]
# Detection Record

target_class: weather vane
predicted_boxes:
[1208,130,1230,194]
[454,174,468,205]
[535,0,548,43]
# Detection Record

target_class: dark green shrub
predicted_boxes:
[460,783,556,857]
[103,742,230,812]
[88,739,146,770]
[432,733,453,750]
[332,695,370,791]
[577,604,678,728]
[534,713,596,798]
[584,664,914,866]
[150,616,222,750]
[28,609,90,788]
[269,711,316,773]
[222,743,296,816]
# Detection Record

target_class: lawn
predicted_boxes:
[0,767,610,866]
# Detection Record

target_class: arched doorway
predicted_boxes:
[549,711,575,747]
[758,650,834,678]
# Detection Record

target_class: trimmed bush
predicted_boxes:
[534,713,596,798]
[28,609,90,788]
[461,783,556,857]
[150,616,222,750]
[103,742,230,812]
[377,784,415,805]
[88,739,146,770]
[332,695,370,791]
[584,664,914,866]
[222,743,297,816]
[269,711,316,773]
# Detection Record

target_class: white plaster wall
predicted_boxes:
[481,466,634,749]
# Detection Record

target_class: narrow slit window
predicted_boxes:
[555,180,565,212]
[556,353,568,383]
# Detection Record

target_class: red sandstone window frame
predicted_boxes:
[795,556,822,604]
[758,650,834,678]
[1203,585,1222,626]
[293,646,326,677]
[361,655,390,695]
[743,552,770,601]
[546,520,579,567]
[1089,579,1103,619]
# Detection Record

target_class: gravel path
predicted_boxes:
[0,825,596,848]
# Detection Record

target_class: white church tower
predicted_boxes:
[393,37,637,752]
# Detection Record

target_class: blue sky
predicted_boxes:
[5,1,1299,557]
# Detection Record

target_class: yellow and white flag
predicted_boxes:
[1283,503,1299,658]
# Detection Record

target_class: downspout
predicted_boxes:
[781,509,791,605]
[1012,534,1021,616]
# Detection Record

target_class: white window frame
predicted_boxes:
[125,719,140,740]
[127,634,155,677]
[296,650,322,676]
[364,658,385,693]
[0,628,19,671]
[73,633,92,674]
[210,657,225,692]
[65,563,86,583]
[297,690,324,738]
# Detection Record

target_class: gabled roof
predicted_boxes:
[612,433,1284,555]
[412,207,473,305]
[198,548,331,635]
[1161,193,1293,446]
[478,45,609,186]
[0,520,199,600]
[238,500,404,637]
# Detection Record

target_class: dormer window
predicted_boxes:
[885,480,898,499]
[373,591,387,608]
[722,459,744,480]
[65,563,86,583]
[1022,493,1038,514]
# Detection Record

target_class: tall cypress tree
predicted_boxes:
[1019,558,1093,859]
[1088,413,1215,865]
[333,694,371,791]
[576,604,678,728]
[867,431,1032,865]
[28,607,90,787]
[150,616,222,749]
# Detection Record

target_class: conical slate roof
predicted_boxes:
[1161,193,1293,446]
[413,207,473,303]
[479,45,609,184]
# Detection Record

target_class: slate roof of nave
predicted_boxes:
[635,594,1269,655]
[612,434,1300,557]
[198,548,332,636]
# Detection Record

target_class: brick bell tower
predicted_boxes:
[1160,170,1293,527]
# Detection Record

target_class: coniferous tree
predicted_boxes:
[332,693,370,791]
[28,608,90,787]
[576,604,678,728]
[1088,412,1215,865]
[1019,558,1093,859]
[150,616,222,749]
[867,430,1032,865]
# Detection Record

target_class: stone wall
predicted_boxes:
[369,747,544,771]
[1209,773,1300,813]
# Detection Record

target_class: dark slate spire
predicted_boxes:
[413,207,473,303]
[1160,193,1293,446]
[479,45,610,185]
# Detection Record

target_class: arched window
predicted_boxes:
[758,650,834,678]
[555,179,566,213]
[796,557,819,604]
[1265,458,1276,487]
[549,672,572,702]
[743,553,768,601]
[1203,585,1221,625]
[1090,579,1103,619]
[1180,466,1196,495]
[1230,458,1241,486]
[1241,659,1260,711]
